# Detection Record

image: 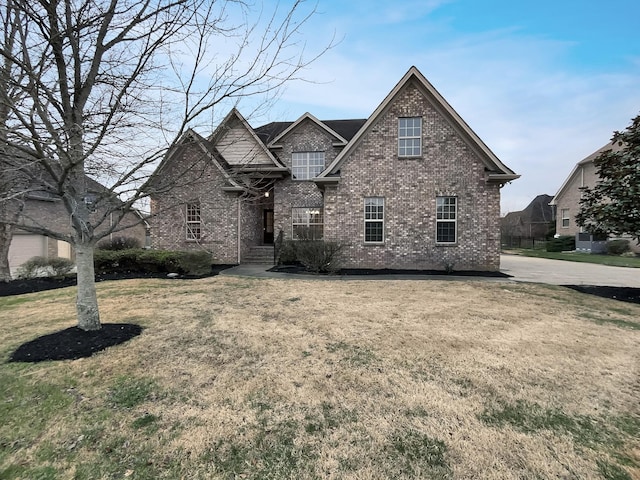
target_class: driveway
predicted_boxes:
[500,254,640,288]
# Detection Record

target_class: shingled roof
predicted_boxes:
[254,119,367,146]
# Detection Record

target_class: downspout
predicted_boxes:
[237,197,241,264]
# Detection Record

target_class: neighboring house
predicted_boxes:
[150,66,519,271]
[550,141,639,252]
[501,194,554,245]
[7,178,148,273]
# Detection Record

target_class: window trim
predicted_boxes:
[398,117,422,157]
[364,197,385,244]
[185,202,201,241]
[291,151,325,181]
[291,207,324,240]
[436,196,457,244]
[561,208,570,228]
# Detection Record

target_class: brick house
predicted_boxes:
[150,66,519,270]
[550,140,639,253]
[501,194,554,247]
[7,178,148,273]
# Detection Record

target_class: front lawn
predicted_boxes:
[1,277,639,479]
[506,248,640,268]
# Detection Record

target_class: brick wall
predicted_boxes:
[150,143,242,264]
[272,119,343,239]
[323,82,502,271]
[554,161,598,236]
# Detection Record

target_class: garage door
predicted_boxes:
[8,234,47,272]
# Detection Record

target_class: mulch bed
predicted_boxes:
[563,285,640,305]
[9,323,143,363]
[269,265,511,277]
[0,265,234,298]
[3,266,233,363]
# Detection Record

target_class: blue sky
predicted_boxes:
[245,0,640,213]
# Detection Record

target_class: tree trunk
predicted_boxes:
[0,222,13,282]
[75,242,100,331]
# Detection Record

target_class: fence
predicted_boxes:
[501,235,547,249]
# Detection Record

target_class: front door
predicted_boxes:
[263,209,274,244]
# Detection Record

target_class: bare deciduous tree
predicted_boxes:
[0,0,330,329]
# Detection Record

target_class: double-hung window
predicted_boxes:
[561,209,570,228]
[186,202,202,240]
[398,117,422,157]
[292,152,325,180]
[292,207,324,240]
[364,197,384,243]
[436,196,457,243]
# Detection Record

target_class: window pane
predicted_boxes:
[398,117,421,156]
[436,222,456,243]
[292,152,325,180]
[365,222,383,242]
[364,197,384,242]
[292,207,323,240]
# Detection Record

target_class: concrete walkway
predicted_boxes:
[221,255,640,288]
[500,254,640,288]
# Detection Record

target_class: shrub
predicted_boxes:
[277,240,299,265]
[93,248,212,275]
[295,240,344,274]
[16,256,75,279]
[606,239,630,256]
[546,235,575,252]
[96,236,142,250]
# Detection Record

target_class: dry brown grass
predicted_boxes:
[1,276,639,479]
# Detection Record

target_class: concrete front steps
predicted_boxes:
[242,245,275,264]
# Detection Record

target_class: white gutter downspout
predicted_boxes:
[237,197,241,264]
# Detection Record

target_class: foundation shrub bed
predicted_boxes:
[16,256,75,279]
[96,236,142,251]
[281,240,344,274]
[93,248,212,275]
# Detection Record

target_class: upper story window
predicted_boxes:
[436,196,457,243]
[291,152,325,180]
[186,202,201,241]
[364,197,384,243]
[561,208,570,228]
[398,117,422,157]
[292,207,324,240]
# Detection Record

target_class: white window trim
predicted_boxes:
[561,209,570,228]
[398,117,422,157]
[364,197,384,244]
[436,196,457,244]
[291,151,325,181]
[291,207,324,240]
[186,203,201,241]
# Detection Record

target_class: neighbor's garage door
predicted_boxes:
[8,234,47,273]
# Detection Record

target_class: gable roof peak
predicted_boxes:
[267,111,349,147]
[317,66,519,183]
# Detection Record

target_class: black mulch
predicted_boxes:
[9,323,143,363]
[563,285,640,305]
[3,265,234,363]
[269,265,511,277]
[0,265,235,297]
